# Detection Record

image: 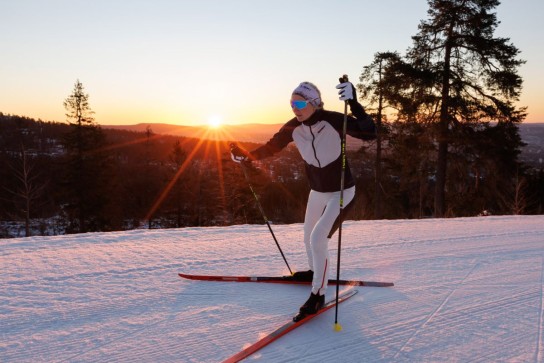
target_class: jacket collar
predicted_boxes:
[302,109,324,127]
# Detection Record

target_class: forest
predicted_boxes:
[1,109,542,238]
[0,111,316,237]
[1,0,543,238]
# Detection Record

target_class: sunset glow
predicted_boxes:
[207,115,223,129]
[0,1,542,125]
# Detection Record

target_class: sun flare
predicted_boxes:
[207,115,223,129]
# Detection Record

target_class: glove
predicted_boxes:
[336,81,356,101]
[230,143,251,163]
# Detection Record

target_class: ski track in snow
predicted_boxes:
[537,254,544,363]
[1,216,544,362]
[392,259,481,360]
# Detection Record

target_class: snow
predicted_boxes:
[1,215,544,362]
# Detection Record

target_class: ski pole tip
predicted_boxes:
[334,322,343,332]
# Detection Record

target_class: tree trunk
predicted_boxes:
[374,59,383,219]
[434,25,454,218]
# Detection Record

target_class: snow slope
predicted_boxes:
[1,216,543,362]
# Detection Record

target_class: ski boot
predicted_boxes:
[291,270,314,282]
[293,292,324,322]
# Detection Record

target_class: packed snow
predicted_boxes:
[1,215,543,362]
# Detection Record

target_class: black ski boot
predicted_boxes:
[293,292,325,322]
[291,270,314,282]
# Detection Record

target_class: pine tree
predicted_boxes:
[62,80,109,232]
[405,0,526,216]
[358,52,403,218]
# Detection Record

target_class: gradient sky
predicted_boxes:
[1,0,543,126]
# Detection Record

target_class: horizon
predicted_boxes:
[4,114,543,128]
[1,1,543,126]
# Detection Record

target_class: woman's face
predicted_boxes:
[290,94,316,122]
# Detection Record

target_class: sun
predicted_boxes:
[207,115,223,129]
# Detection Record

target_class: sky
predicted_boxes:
[1,0,543,126]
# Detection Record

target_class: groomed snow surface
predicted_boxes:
[1,216,544,362]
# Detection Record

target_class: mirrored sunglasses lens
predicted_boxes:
[292,100,308,109]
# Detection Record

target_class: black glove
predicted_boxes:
[230,143,251,163]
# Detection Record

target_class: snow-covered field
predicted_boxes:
[1,215,543,362]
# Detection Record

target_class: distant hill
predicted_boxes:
[102,122,544,165]
[518,122,544,167]
[101,123,284,144]
[101,122,368,149]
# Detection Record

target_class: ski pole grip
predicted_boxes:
[339,74,349,84]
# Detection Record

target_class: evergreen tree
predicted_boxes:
[359,52,402,218]
[404,0,526,216]
[62,80,109,232]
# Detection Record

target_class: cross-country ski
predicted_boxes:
[179,272,394,287]
[222,289,358,363]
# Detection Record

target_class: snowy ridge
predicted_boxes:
[1,216,544,362]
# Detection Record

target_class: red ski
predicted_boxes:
[221,289,358,363]
[178,273,394,287]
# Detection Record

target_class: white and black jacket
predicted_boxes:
[251,100,376,193]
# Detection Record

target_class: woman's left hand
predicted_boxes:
[336,82,356,101]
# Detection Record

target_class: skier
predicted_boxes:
[230,79,376,320]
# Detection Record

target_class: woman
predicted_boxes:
[231,79,376,321]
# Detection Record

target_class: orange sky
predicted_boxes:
[1,1,542,125]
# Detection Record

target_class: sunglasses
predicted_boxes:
[290,98,318,110]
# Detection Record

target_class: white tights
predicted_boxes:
[303,186,355,296]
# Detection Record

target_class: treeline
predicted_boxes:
[1,109,543,238]
[0,111,311,237]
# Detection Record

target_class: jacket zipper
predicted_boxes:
[308,124,321,168]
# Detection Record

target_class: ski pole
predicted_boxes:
[334,74,349,332]
[234,150,293,275]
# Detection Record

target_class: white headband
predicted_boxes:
[292,82,321,108]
